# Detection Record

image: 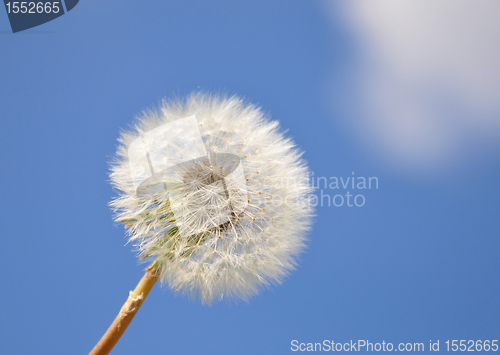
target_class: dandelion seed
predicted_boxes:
[108,92,314,305]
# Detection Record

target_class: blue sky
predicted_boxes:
[1,1,499,354]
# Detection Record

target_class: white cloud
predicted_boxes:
[327,0,500,172]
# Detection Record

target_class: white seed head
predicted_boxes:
[110,93,314,304]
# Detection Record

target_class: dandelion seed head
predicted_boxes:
[110,93,314,304]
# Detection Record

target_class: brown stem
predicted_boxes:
[89,266,159,355]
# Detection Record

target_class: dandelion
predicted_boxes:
[89,93,314,355]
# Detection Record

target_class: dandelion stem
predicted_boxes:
[88,265,159,355]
